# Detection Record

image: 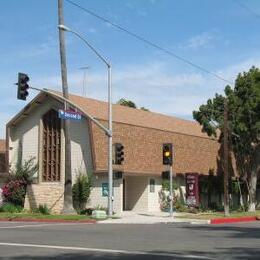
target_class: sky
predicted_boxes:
[1,0,260,138]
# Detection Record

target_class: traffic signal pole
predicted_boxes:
[29,85,113,215]
[29,86,111,135]
[169,165,173,217]
[162,143,174,217]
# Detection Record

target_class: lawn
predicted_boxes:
[176,210,260,220]
[0,212,94,221]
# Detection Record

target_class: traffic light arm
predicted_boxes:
[29,86,111,136]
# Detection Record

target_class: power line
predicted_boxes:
[233,0,260,20]
[64,0,233,85]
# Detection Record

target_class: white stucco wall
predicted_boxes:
[148,177,161,212]
[8,96,94,213]
[88,173,122,213]
[9,98,62,179]
[70,117,94,183]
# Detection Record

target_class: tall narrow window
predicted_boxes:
[42,109,61,182]
[0,153,6,172]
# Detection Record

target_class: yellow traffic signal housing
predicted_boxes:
[163,143,173,165]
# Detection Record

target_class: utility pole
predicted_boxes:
[58,0,74,214]
[223,99,230,216]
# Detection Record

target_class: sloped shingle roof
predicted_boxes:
[68,93,211,139]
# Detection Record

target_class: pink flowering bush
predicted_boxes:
[2,157,38,208]
[2,180,27,207]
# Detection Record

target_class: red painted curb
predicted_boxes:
[0,218,96,224]
[211,216,258,224]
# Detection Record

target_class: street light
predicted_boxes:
[58,24,113,217]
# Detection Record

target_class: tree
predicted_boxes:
[117,98,150,111]
[193,67,260,212]
[140,107,150,111]
[117,98,137,108]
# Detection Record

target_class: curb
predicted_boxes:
[210,216,258,224]
[0,218,96,224]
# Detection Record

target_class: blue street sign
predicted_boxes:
[58,109,82,121]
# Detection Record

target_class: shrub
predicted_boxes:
[0,203,23,213]
[2,180,27,206]
[162,180,179,191]
[72,170,92,214]
[3,157,38,208]
[38,204,50,215]
[174,198,186,212]
[10,157,38,184]
[80,208,94,215]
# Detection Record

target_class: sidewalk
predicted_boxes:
[100,211,210,224]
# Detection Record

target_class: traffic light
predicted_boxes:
[114,143,124,165]
[17,73,29,100]
[163,143,173,165]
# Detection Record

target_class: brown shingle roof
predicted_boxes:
[0,139,5,153]
[68,93,219,175]
[68,93,212,139]
[7,92,219,176]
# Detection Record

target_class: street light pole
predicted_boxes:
[58,24,114,217]
[107,65,113,217]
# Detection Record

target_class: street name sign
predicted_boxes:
[58,109,82,121]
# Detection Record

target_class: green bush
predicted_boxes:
[0,203,23,213]
[31,204,51,215]
[162,180,179,191]
[80,208,94,215]
[10,157,38,184]
[38,204,50,215]
[174,198,186,211]
[72,170,92,214]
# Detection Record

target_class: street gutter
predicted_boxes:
[0,218,96,224]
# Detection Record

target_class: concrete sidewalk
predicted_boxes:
[100,211,210,224]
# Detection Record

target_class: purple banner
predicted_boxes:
[186,173,199,207]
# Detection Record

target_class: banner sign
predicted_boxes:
[186,173,199,207]
[58,109,82,121]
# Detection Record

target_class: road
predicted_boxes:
[0,221,259,259]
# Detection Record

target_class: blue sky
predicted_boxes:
[1,0,260,138]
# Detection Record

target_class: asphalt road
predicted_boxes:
[0,221,259,259]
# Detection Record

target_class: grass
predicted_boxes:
[0,212,95,221]
[176,210,260,220]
